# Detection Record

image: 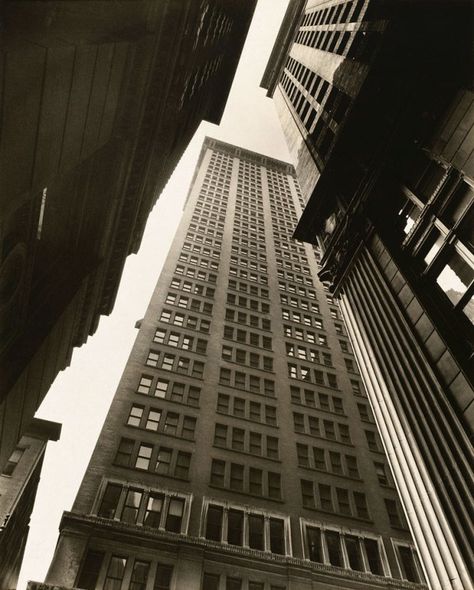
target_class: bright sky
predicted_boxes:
[17,1,291,587]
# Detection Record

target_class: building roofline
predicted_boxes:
[260,0,306,96]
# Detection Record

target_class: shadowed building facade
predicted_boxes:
[0,0,256,474]
[0,418,61,590]
[37,138,424,590]
[261,1,473,589]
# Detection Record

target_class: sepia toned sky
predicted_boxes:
[17,1,292,587]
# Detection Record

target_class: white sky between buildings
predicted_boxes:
[17,1,292,587]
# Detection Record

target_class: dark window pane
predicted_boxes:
[248,514,264,550]
[364,538,383,575]
[205,505,223,542]
[76,550,105,590]
[345,535,364,571]
[227,509,243,546]
[104,556,127,590]
[154,564,173,590]
[98,484,122,519]
[307,527,323,562]
[130,561,150,590]
[144,493,164,528]
[326,530,343,566]
[165,498,184,533]
[202,573,219,590]
[269,518,285,555]
[398,546,421,583]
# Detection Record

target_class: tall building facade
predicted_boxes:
[261,1,473,589]
[40,138,424,590]
[0,1,256,475]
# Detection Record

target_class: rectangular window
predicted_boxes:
[269,518,285,554]
[120,489,143,524]
[76,550,105,590]
[155,447,172,475]
[307,527,323,562]
[175,451,191,479]
[144,493,164,528]
[154,564,173,590]
[227,509,244,547]
[326,530,343,566]
[104,556,127,590]
[165,497,184,533]
[136,444,153,470]
[130,561,150,590]
[210,459,225,487]
[98,483,122,519]
[268,472,281,499]
[115,438,134,467]
[230,463,244,491]
[205,504,223,541]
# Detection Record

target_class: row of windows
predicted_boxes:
[296,443,359,479]
[210,459,281,500]
[178,252,219,271]
[182,242,221,259]
[283,324,326,345]
[293,412,351,444]
[169,277,215,298]
[288,363,339,389]
[145,350,205,379]
[229,256,267,274]
[277,280,316,299]
[136,375,200,407]
[282,308,323,328]
[227,293,270,314]
[219,368,275,397]
[301,479,369,519]
[222,345,273,372]
[164,292,213,315]
[217,393,277,426]
[232,228,266,246]
[290,385,344,414]
[190,214,224,231]
[153,328,207,354]
[127,404,196,440]
[76,551,173,590]
[302,0,365,28]
[223,325,272,350]
[286,342,332,365]
[231,237,266,253]
[188,222,223,239]
[174,264,217,283]
[276,248,309,265]
[230,244,266,261]
[232,220,265,235]
[229,265,268,285]
[159,309,211,333]
[276,258,311,275]
[97,482,189,533]
[115,438,191,480]
[225,308,271,331]
[276,268,313,286]
[214,423,279,460]
[203,501,288,555]
[228,279,268,299]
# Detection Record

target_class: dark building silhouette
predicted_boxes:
[261,1,473,588]
[35,138,425,590]
[0,417,61,590]
[0,1,256,473]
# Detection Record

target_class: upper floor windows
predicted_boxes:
[201,498,290,556]
[210,459,281,500]
[96,481,190,535]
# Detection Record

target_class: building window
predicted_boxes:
[394,542,424,583]
[154,564,173,590]
[202,500,290,556]
[130,561,150,590]
[76,550,105,590]
[115,438,134,467]
[303,521,388,577]
[120,489,142,524]
[98,483,122,518]
[104,556,127,590]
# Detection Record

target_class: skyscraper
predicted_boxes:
[0,0,256,479]
[39,138,424,590]
[261,1,473,589]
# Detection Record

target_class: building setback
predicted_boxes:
[0,418,61,590]
[261,1,473,589]
[0,0,256,474]
[36,138,425,590]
